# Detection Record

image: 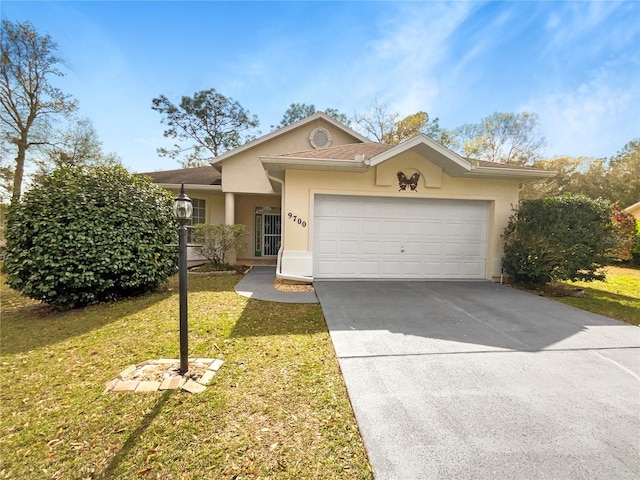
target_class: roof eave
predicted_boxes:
[261,156,369,173]
[156,183,223,193]
[464,168,557,181]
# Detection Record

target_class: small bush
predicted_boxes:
[632,221,640,266]
[4,165,177,308]
[502,195,614,287]
[192,223,247,267]
[610,204,636,262]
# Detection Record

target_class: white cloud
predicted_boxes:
[522,58,640,158]
[347,2,477,115]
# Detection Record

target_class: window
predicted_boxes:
[187,198,206,243]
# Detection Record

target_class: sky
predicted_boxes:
[3,0,639,173]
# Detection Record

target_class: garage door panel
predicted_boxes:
[338,261,359,275]
[338,240,359,255]
[401,262,423,275]
[403,242,422,254]
[315,218,338,236]
[445,243,464,255]
[381,220,403,235]
[463,262,485,276]
[362,220,381,235]
[339,220,359,235]
[317,239,337,254]
[361,261,380,275]
[403,221,424,235]
[464,242,484,256]
[466,222,486,237]
[381,261,401,275]
[361,241,381,255]
[314,195,488,279]
[382,242,403,255]
[316,260,338,276]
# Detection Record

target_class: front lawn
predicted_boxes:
[0,274,371,479]
[555,265,640,326]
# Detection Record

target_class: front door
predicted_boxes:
[254,208,281,257]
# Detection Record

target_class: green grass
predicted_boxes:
[554,266,640,326]
[0,274,372,479]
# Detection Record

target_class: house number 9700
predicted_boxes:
[287,212,307,228]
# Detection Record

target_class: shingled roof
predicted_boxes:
[140,166,221,185]
[275,142,392,161]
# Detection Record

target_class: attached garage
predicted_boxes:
[260,129,554,283]
[313,195,489,279]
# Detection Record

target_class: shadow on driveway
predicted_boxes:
[315,280,637,354]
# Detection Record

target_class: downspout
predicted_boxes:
[266,172,314,283]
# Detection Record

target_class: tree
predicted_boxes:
[353,99,452,146]
[192,223,247,268]
[4,165,177,309]
[273,103,350,129]
[605,140,640,208]
[502,195,614,287]
[151,88,260,168]
[522,140,639,206]
[0,20,77,203]
[453,112,545,165]
[31,117,121,183]
[352,99,397,142]
[383,111,452,146]
[521,156,587,200]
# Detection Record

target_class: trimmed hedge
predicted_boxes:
[4,165,177,308]
[502,195,614,286]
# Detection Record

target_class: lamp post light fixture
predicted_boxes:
[173,184,192,375]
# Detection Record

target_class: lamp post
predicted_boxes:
[173,184,192,375]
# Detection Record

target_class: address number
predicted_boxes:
[287,212,307,228]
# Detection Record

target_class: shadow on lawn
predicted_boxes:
[97,390,174,480]
[0,274,240,355]
[230,298,326,338]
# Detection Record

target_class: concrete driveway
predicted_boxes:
[314,281,640,480]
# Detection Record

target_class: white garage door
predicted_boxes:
[313,195,489,279]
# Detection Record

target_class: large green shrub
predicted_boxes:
[4,165,177,308]
[192,223,247,267]
[502,195,614,286]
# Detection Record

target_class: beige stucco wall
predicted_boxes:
[221,118,364,194]
[282,153,520,280]
[163,187,225,224]
[235,194,282,259]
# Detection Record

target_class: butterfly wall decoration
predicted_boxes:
[397,171,420,192]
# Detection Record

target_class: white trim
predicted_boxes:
[211,112,370,165]
[624,201,640,213]
[369,133,471,175]
[158,183,223,194]
[464,166,557,180]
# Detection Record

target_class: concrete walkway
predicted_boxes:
[234,266,318,303]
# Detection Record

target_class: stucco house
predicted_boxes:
[624,201,640,220]
[143,112,554,283]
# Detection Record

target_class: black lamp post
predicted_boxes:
[173,184,192,375]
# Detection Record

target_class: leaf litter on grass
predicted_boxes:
[0,273,372,479]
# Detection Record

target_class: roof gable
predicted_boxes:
[369,133,471,176]
[211,112,370,165]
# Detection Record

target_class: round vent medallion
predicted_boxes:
[309,127,332,149]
